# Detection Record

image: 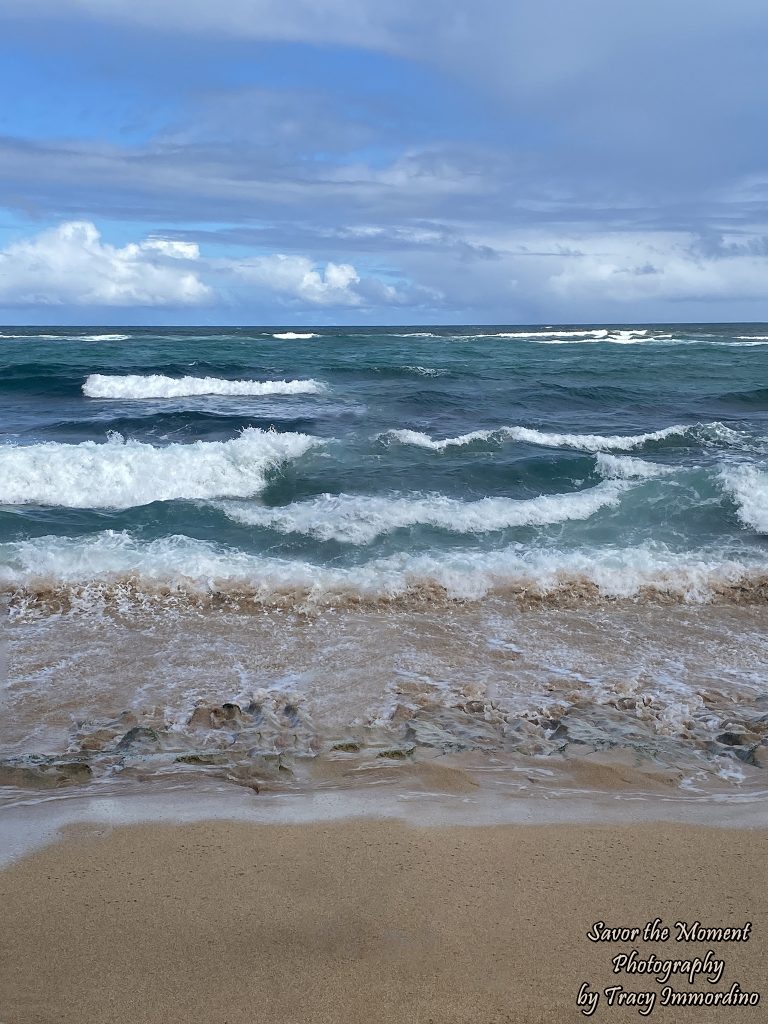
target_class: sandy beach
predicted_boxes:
[1,817,766,1023]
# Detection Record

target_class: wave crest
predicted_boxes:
[218,482,628,544]
[0,428,321,508]
[82,373,325,399]
[595,454,676,479]
[721,465,768,534]
[4,533,768,614]
[382,422,733,453]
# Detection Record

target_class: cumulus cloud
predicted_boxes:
[0,221,212,307]
[0,221,430,315]
[228,252,435,308]
[231,254,363,306]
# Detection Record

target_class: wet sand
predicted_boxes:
[6,601,768,800]
[1,818,767,1023]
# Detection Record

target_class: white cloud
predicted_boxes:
[231,253,364,306]
[547,232,768,304]
[4,219,767,321]
[0,221,422,313]
[0,221,212,307]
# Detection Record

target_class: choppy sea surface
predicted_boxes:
[2,323,768,805]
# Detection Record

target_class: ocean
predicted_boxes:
[2,323,768,803]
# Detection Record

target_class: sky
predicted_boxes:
[1,0,768,325]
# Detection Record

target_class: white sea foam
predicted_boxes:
[491,329,611,339]
[0,333,131,341]
[0,429,321,509]
[401,365,447,377]
[78,334,131,342]
[595,454,676,480]
[2,532,763,607]
[82,374,325,399]
[272,332,319,340]
[735,335,768,341]
[218,482,628,544]
[531,329,656,345]
[382,423,722,453]
[721,465,768,533]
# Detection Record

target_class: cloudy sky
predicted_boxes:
[1,0,768,325]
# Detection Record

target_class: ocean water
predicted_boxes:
[2,323,768,802]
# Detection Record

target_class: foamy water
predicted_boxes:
[2,322,768,803]
[83,374,325,399]
[0,428,320,507]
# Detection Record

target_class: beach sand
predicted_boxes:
[1,818,766,1023]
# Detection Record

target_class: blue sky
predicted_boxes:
[1,0,768,325]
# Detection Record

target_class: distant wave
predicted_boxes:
[0,428,320,508]
[3,533,766,612]
[721,465,768,534]
[533,330,657,345]
[467,329,662,344]
[381,422,735,453]
[0,333,130,341]
[218,482,628,544]
[272,332,319,340]
[82,373,325,399]
[716,386,768,407]
[490,329,613,339]
[400,365,447,377]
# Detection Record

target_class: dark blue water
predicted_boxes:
[1,323,767,604]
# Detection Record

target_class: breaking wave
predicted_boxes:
[595,454,676,480]
[218,481,628,544]
[3,533,767,614]
[0,333,131,341]
[82,373,325,399]
[272,332,319,340]
[721,465,768,534]
[491,329,612,339]
[382,422,734,453]
[0,429,321,508]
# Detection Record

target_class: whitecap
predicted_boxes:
[595,454,676,479]
[272,332,319,340]
[720,464,768,533]
[381,422,728,453]
[83,374,325,399]
[218,482,628,544]
[400,366,447,377]
[0,333,130,341]
[0,428,321,508]
[2,533,764,608]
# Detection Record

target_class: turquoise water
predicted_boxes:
[2,323,768,798]
[1,323,767,603]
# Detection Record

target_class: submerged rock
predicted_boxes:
[115,726,162,752]
[0,757,92,789]
[376,747,414,760]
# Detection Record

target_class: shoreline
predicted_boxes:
[3,780,768,868]
[1,809,766,1023]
